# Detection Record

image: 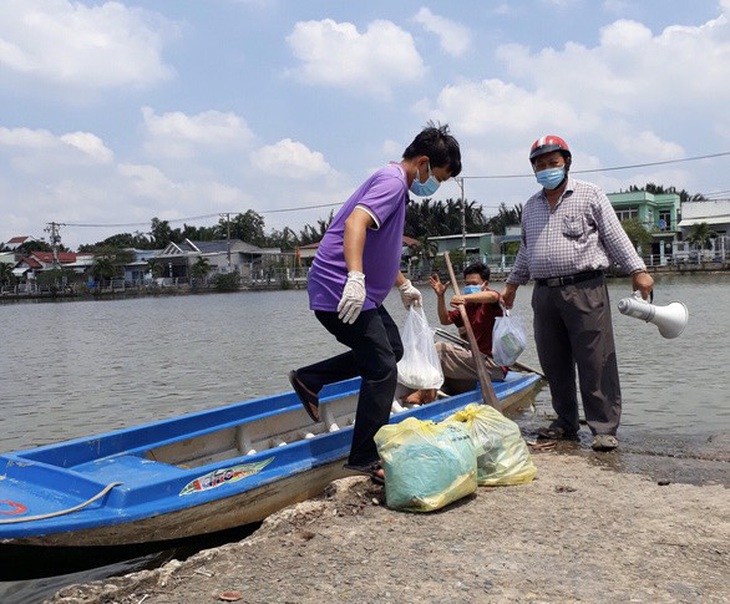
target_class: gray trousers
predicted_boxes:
[531,276,622,436]
[435,341,505,394]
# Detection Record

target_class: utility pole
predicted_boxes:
[44,222,62,269]
[222,213,232,272]
[457,177,466,262]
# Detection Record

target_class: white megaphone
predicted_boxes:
[617,292,688,339]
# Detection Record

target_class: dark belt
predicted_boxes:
[534,270,604,287]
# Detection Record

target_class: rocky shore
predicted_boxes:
[48,442,729,604]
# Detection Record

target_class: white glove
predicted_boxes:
[337,271,366,324]
[398,279,422,309]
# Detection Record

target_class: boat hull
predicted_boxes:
[0,373,543,551]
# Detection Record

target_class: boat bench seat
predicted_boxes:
[72,454,188,486]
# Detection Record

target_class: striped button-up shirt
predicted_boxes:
[507,178,646,284]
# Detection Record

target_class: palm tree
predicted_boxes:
[146,258,165,279]
[92,256,117,284]
[190,257,212,287]
[0,262,14,286]
[686,222,718,261]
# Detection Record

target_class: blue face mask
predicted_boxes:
[462,284,483,295]
[535,166,565,190]
[410,162,441,197]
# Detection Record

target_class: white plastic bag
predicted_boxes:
[397,306,444,390]
[492,309,527,366]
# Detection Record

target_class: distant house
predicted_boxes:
[607,190,681,265]
[12,251,94,280]
[428,233,498,259]
[296,236,424,267]
[2,235,38,251]
[677,200,730,261]
[155,239,281,280]
[120,248,164,283]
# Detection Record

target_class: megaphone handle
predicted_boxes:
[633,289,654,303]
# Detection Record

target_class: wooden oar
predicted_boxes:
[443,252,501,411]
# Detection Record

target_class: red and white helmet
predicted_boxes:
[529,135,571,162]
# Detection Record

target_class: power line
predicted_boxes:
[60,203,343,229]
[53,150,730,229]
[461,150,730,180]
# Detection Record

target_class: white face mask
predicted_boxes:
[409,162,441,197]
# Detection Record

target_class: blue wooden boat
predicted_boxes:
[0,372,541,550]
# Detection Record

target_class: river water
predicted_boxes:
[2,274,728,452]
[1,274,728,602]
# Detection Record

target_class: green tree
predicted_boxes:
[92,256,117,282]
[299,211,334,245]
[628,183,705,202]
[150,217,183,248]
[213,272,240,291]
[146,258,165,278]
[79,232,153,252]
[16,240,55,254]
[265,226,299,250]
[181,223,217,241]
[190,256,212,284]
[484,203,523,236]
[686,222,717,253]
[620,218,653,251]
[0,262,14,285]
[217,211,267,246]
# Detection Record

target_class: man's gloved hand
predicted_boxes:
[398,279,422,309]
[337,271,366,324]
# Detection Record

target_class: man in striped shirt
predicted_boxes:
[502,135,654,451]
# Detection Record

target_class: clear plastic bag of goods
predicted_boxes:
[492,310,527,366]
[374,416,477,512]
[445,403,536,486]
[396,306,444,390]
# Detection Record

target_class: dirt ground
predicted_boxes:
[48,442,729,604]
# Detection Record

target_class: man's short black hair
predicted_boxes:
[463,261,490,282]
[403,122,462,177]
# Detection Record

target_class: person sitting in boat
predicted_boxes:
[404,262,506,405]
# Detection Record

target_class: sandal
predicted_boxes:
[344,461,385,486]
[536,425,579,441]
[288,370,320,422]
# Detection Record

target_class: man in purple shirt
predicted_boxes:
[502,135,654,452]
[289,124,462,483]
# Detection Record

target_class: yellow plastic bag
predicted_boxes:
[374,417,477,512]
[445,403,537,486]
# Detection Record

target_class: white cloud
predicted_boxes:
[413,7,471,57]
[286,18,424,99]
[423,79,589,137]
[251,139,332,179]
[497,13,730,116]
[0,126,114,169]
[0,0,176,89]
[60,132,114,163]
[142,107,255,160]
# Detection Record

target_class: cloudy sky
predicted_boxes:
[2,0,730,250]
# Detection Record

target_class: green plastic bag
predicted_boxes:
[445,403,536,486]
[374,417,477,512]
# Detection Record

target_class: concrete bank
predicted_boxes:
[48,446,729,604]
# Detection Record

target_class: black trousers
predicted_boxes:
[531,275,622,436]
[296,305,403,466]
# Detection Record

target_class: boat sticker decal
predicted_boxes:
[179,457,274,496]
[0,499,27,515]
